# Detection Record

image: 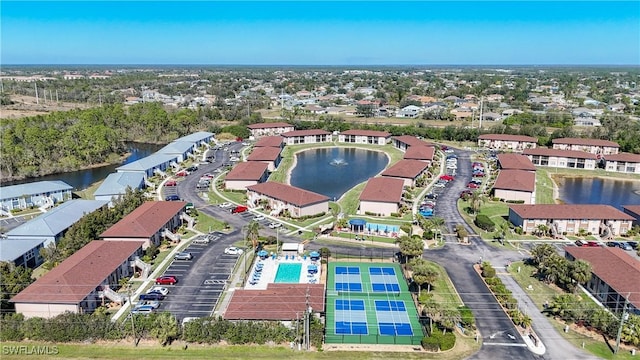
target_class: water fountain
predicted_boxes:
[329,158,348,166]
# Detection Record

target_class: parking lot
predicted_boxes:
[158,232,242,322]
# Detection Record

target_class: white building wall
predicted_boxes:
[226,179,259,191]
[359,201,398,216]
[494,189,533,204]
[15,303,79,319]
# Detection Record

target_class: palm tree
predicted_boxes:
[398,236,424,263]
[535,224,549,237]
[469,191,486,214]
[569,259,592,292]
[530,243,556,267]
[413,264,439,293]
[150,312,180,346]
[246,220,260,249]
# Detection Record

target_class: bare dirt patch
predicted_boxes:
[1,95,92,119]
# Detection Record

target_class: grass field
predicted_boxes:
[0,341,481,360]
[194,211,229,233]
[535,169,557,204]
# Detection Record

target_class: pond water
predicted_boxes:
[2,142,163,191]
[557,177,640,210]
[289,147,389,201]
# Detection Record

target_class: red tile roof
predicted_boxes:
[494,170,536,192]
[281,129,331,137]
[604,153,640,163]
[247,147,282,161]
[223,283,325,320]
[403,145,435,161]
[564,247,640,308]
[254,136,283,148]
[381,160,429,179]
[247,182,329,207]
[99,201,186,238]
[359,177,404,203]
[11,241,144,304]
[509,204,634,220]
[340,129,391,137]
[497,153,536,171]
[392,135,434,147]
[552,137,619,148]
[247,122,293,129]
[479,134,538,142]
[225,161,269,181]
[523,148,599,160]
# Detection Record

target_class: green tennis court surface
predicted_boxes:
[325,262,423,345]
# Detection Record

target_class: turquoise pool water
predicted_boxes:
[366,223,400,233]
[275,263,302,283]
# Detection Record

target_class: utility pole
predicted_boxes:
[614,293,630,354]
[128,290,138,347]
[305,288,311,350]
[34,82,39,104]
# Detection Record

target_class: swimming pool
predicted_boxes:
[274,263,302,283]
[365,223,400,233]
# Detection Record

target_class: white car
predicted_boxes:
[242,142,250,146]
[224,247,244,255]
[230,157,240,162]
[254,215,265,221]
[268,222,282,229]
[218,202,232,208]
[147,286,169,296]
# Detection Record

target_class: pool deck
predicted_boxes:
[244,256,321,290]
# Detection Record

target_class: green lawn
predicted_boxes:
[0,341,481,360]
[427,261,464,308]
[331,231,398,244]
[457,199,538,241]
[194,212,230,233]
[338,182,367,215]
[535,169,557,204]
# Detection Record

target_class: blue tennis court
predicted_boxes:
[375,300,414,336]
[369,267,401,292]
[334,299,368,335]
[335,266,363,292]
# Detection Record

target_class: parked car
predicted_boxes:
[619,242,633,251]
[131,305,155,315]
[268,222,282,229]
[165,195,180,201]
[155,276,178,285]
[202,173,215,179]
[467,183,480,189]
[606,241,621,248]
[575,239,587,247]
[137,301,160,309]
[147,286,169,296]
[186,166,198,172]
[254,215,265,221]
[586,241,602,247]
[138,293,165,301]
[218,202,232,208]
[174,252,193,261]
[459,190,473,198]
[231,205,249,214]
[165,180,177,187]
[224,246,244,255]
[434,182,446,188]
[425,193,438,199]
[627,241,639,249]
[176,170,189,177]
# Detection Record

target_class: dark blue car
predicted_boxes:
[165,195,180,201]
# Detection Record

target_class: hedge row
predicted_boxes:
[474,214,495,232]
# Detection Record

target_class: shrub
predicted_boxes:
[440,331,456,350]
[481,263,496,278]
[514,226,523,235]
[458,306,475,329]
[390,212,400,217]
[422,335,440,351]
[505,200,526,204]
[475,214,495,232]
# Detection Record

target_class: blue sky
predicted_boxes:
[2,1,639,65]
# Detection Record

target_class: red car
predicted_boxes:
[176,170,188,177]
[467,182,480,189]
[440,175,455,181]
[459,190,473,198]
[156,276,178,285]
[231,205,248,214]
[165,180,177,186]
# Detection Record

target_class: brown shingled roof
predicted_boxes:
[247,182,329,207]
[523,148,599,159]
[340,129,391,137]
[281,129,331,137]
[623,205,640,217]
[564,247,640,308]
[247,122,293,129]
[247,147,282,161]
[359,177,404,203]
[254,136,283,148]
[223,283,325,320]
[552,137,619,148]
[100,201,186,238]
[225,161,269,181]
[11,241,144,304]
[497,153,536,171]
[604,153,640,163]
[381,160,429,179]
[493,170,536,192]
[403,145,435,161]
[479,134,538,142]
[392,135,434,147]
[509,204,634,220]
